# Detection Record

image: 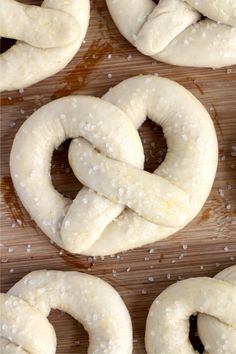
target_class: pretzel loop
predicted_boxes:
[10,95,145,254]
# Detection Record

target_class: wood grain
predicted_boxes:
[0,1,236,353]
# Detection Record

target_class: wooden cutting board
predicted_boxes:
[1,1,236,353]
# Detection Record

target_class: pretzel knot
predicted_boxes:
[106,0,236,68]
[146,265,236,354]
[0,0,90,92]
[10,76,218,256]
[0,270,133,354]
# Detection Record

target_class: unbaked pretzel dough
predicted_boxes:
[10,75,218,256]
[0,0,90,92]
[0,270,133,353]
[145,265,236,354]
[106,0,236,68]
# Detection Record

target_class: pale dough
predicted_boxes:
[145,265,236,354]
[106,0,236,68]
[0,0,90,91]
[0,270,133,354]
[10,75,218,256]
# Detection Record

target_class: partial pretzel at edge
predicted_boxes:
[106,0,236,68]
[0,0,90,92]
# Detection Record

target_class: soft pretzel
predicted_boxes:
[145,265,236,354]
[10,75,218,256]
[0,270,133,354]
[106,0,236,68]
[0,0,90,92]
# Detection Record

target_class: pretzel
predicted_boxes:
[106,0,236,68]
[0,0,90,92]
[0,270,133,354]
[10,75,218,256]
[145,265,236,354]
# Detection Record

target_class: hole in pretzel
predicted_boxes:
[18,0,43,4]
[0,38,16,54]
[51,140,82,200]
[50,120,167,198]
[138,118,167,173]
[153,0,160,4]
[48,309,89,352]
[189,315,204,353]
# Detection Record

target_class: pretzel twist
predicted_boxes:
[0,270,133,354]
[0,0,90,91]
[106,0,236,68]
[10,75,218,256]
[145,265,236,354]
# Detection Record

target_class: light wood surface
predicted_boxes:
[0,1,236,353]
